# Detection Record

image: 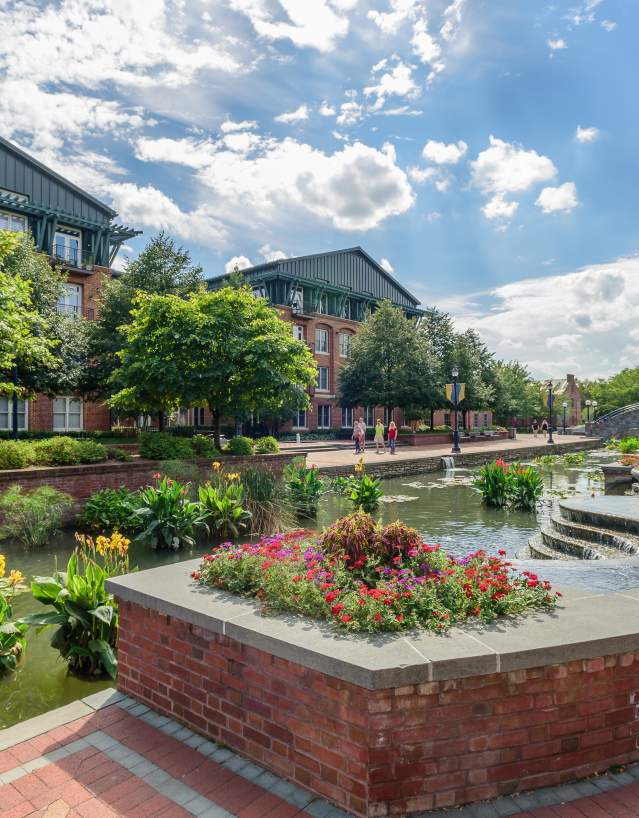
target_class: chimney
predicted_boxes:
[566,374,575,385]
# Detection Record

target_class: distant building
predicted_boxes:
[0,136,140,433]
[549,374,582,427]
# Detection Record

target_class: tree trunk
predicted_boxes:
[430,407,434,430]
[212,408,222,451]
[158,409,165,432]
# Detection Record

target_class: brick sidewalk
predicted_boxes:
[1,691,638,818]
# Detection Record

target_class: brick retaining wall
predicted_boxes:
[116,600,639,817]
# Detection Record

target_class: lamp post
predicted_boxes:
[562,401,568,435]
[592,400,598,421]
[585,399,592,423]
[451,365,461,454]
[546,380,555,444]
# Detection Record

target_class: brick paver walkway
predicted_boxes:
[1,691,639,817]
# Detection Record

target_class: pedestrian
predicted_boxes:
[531,418,539,437]
[374,418,386,454]
[388,420,398,454]
[357,416,366,452]
[541,418,549,435]
[352,419,361,454]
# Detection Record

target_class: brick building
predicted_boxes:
[0,136,140,434]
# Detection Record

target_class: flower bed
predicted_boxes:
[193,512,557,633]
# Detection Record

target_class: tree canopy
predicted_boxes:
[580,368,639,418]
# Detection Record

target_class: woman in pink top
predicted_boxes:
[388,420,398,455]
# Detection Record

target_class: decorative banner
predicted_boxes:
[446,382,465,404]
[544,392,555,410]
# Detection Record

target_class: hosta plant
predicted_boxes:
[198,478,251,539]
[21,532,133,679]
[0,555,27,672]
[135,474,205,550]
[284,458,324,517]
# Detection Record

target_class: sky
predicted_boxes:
[1,0,637,379]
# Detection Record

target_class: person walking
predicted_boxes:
[388,420,398,455]
[531,418,539,437]
[374,418,386,454]
[540,418,549,436]
[357,416,366,452]
[352,419,361,454]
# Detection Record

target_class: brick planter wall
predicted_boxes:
[116,600,639,817]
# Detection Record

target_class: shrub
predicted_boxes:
[0,557,28,672]
[618,437,639,454]
[433,425,452,432]
[191,434,219,458]
[194,520,558,633]
[0,440,29,470]
[139,432,193,461]
[198,479,251,539]
[22,532,133,679]
[79,487,141,533]
[241,467,294,534]
[0,485,73,547]
[225,435,254,456]
[284,458,324,517]
[135,474,205,549]
[106,445,133,462]
[254,436,279,454]
[76,440,108,463]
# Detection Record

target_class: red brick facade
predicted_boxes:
[116,602,639,818]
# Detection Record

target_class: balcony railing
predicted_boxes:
[51,246,94,271]
[56,303,82,318]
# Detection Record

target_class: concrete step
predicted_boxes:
[528,532,580,560]
[551,514,639,554]
[539,526,606,560]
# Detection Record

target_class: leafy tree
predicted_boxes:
[86,232,204,400]
[338,301,437,420]
[110,286,317,447]
[489,361,543,425]
[581,368,639,418]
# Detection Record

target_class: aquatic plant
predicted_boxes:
[135,475,205,550]
[0,556,27,672]
[0,485,73,547]
[475,459,543,511]
[284,458,324,517]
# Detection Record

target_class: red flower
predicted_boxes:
[331,604,344,615]
[373,613,383,623]
[340,614,352,623]
[395,614,404,622]
[498,549,507,556]
[152,472,161,479]
[325,591,338,603]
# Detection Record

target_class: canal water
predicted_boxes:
[2,448,637,728]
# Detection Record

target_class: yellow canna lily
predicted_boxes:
[212,461,222,471]
[0,553,5,579]
[8,569,23,586]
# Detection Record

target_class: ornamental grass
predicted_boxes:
[193,512,558,633]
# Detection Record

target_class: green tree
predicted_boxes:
[489,361,542,425]
[581,368,639,417]
[110,286,317,447]
[338,301,437,420]
[86,232,204,401]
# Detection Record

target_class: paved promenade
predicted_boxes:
[2,690,639,818]
[280,433,601,472]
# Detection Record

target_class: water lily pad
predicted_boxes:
[379,495,419,503]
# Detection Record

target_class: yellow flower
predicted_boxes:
[226,472,240,481]
[212,461,221,471]
[0,554,5,579]
[8,569,23,587]
[354,457,365,475]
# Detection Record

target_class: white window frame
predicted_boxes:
[53,228,82,266]
[53,396,83,432]
[291,289,304,313]
[57,282,82,317]
[343,299,352,320]
[192,407,206,426]
[339,332,352,358]
[317,293,328,314]
[317,366,330,392]
[0,210,28,233]
[317,405,331,429]
[252,285,266,299]
[293,324,304,341]
[341,407,353,428]
[293,409,308,429]
[364,406,374,427]
[315,328,329,354]
[0,397,28,431]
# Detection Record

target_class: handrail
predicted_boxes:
[591,404,639,424]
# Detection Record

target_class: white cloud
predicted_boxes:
[426,210,441,221]
[364,61,419,109]
[422,139,468,164]
[411,17,444,70]
[566,0,604,26]
[379,257,394,273]
[451,256,639,378]
[547,38,567,51]
[408,166,437,183]
[440,0,465,42]
[260,244,287,261]
[225,255,253,273]
[535,181,579,214]
[482,194,519,220]
[332,131,350,141]
[471,136,557,195]
[368,0,421,35]
[601,19,617,31]
[134,135,415,232]
[336,90,364,126]
[220,119,258,133]
[319,102,336,116]
[229,0,356,53]
[434,175,451,192]
[275,104,310,123]
[372,58,389,73]
[575,125,600,143]
[377,106,423,117]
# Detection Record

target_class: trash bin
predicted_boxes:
[508,427,517,440]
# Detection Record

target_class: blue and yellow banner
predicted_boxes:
[446,382,465,404]
[544,392,555,410]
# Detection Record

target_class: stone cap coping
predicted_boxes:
[107,561,639,690]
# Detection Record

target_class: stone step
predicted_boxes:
[539,526,605,560]
[528,532,581,560]
[559,497,639,536]
[551,514,639,554]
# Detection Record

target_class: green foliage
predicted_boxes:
[138,432,193,460]
[335,462,384,513]
[190,434,219,458]
[240,467,294,534]
[509,466,544,511]
[225,435,254,456]
[31,436,106,466]
[135,475,204,550]
[105,445,133,462]
[474,460,543,511]
[284,458,324,517]
[157,459,202,491]
[474,460,511,508]
[79,488,141,533]
[198,480,251,539]
[0,557,28,672]
[254,435,280,454]
[21,532,133,679]
[76,440,108,463]
[580,368,639,418]
[618,437,639,454]
[0,440,29,469]
[0,485,73,547]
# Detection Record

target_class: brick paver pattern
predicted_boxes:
[1,696,639,817]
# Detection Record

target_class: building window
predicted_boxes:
[53,397,82,431]
[339,332,352,358]
[293,324,304,341]
[383,407,391,425]
[317,293,328,314]
[0,211,27,232]
[443,412,451,426]
[57,283,82,317]
[315,328,329,354]
[252,285,266,299]
[293,409,307,429]
[341,407,353,428]
[53,229,81,266]
[317,367,329,391]
[317,405,331,428]
[0,397,27,431]
[291,289,303,313]
[474,413,479,428]
[484,413,489,427]
[364,406,374,427]
[343,299,352,320]
[192,407,205,426]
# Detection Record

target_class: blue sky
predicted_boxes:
[1,0,637,377]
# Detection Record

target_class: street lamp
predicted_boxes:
[585,399,592,423]
[546,380,555,444]
[451,365,461,454]
[592,400,598,421]
[562,401,568,435]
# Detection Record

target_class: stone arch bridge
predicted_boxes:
[586,404,639,439]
